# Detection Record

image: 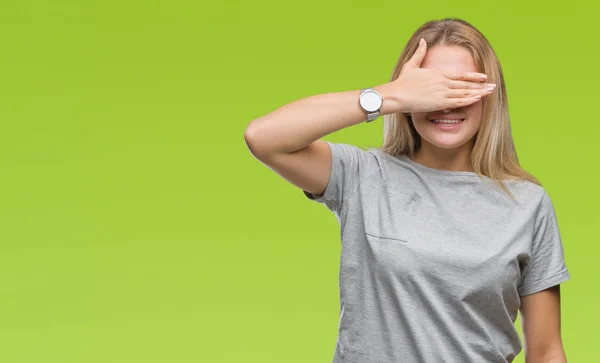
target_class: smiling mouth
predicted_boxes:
[430,119,465,124]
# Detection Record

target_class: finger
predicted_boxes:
[405,38,428,68]
[446,85,496,98]
[448,80,496,90]
[444,70,488,83]
[444,95,483,108]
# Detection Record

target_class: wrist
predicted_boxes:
[374,83,403,115]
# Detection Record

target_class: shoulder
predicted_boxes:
[504,178,547,201]
[502,180,558,221]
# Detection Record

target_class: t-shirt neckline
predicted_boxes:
[397,154,479,177]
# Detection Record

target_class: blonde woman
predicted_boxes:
[244,18,570,363]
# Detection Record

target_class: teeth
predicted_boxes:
[432,119,463,124]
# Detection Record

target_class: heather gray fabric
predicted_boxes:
[303,141,571,363]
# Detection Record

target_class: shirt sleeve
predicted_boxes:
[518,190,571,296]
[303,141,379,213]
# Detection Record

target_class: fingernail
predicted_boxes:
[486,85,496,92]
[480,74,487,80]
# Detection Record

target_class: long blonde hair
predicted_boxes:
[378,18,540,200]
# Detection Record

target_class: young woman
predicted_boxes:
[244,18,570,363]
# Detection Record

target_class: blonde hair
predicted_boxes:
[378,18,540,201]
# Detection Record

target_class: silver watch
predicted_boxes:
[359,88,383,122]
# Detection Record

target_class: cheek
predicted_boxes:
[465,104,483,125]
[410,112,428,123]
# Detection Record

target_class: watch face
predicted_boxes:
[360,90,382,112]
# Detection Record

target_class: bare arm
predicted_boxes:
[243,88,399,157]
[520,286,568,363]
[243,86,398,196]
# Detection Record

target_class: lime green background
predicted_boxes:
[0,0,597,362]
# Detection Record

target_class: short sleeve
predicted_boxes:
[303,141,379,213]
[518,190,571,296]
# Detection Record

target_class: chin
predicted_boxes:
[422,134,474,149]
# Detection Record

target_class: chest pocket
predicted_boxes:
[362,179,423,243]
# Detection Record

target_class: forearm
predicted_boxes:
[243,84,398,157]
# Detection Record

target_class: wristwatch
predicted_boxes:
[359,88,383,122]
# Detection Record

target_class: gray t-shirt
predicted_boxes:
[303,141,571,363]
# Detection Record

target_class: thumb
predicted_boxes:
[405,38,428,68]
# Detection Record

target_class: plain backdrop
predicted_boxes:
[0,0,597,362]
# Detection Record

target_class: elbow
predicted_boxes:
[525,348,567,363]
[244,122,270,160]
[544,352,567,363]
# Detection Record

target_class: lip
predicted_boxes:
[430,118,464,131]
[428,114,464,120]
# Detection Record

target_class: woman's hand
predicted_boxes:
[380,38,496,114]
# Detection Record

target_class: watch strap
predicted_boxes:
[366,110,380,122]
